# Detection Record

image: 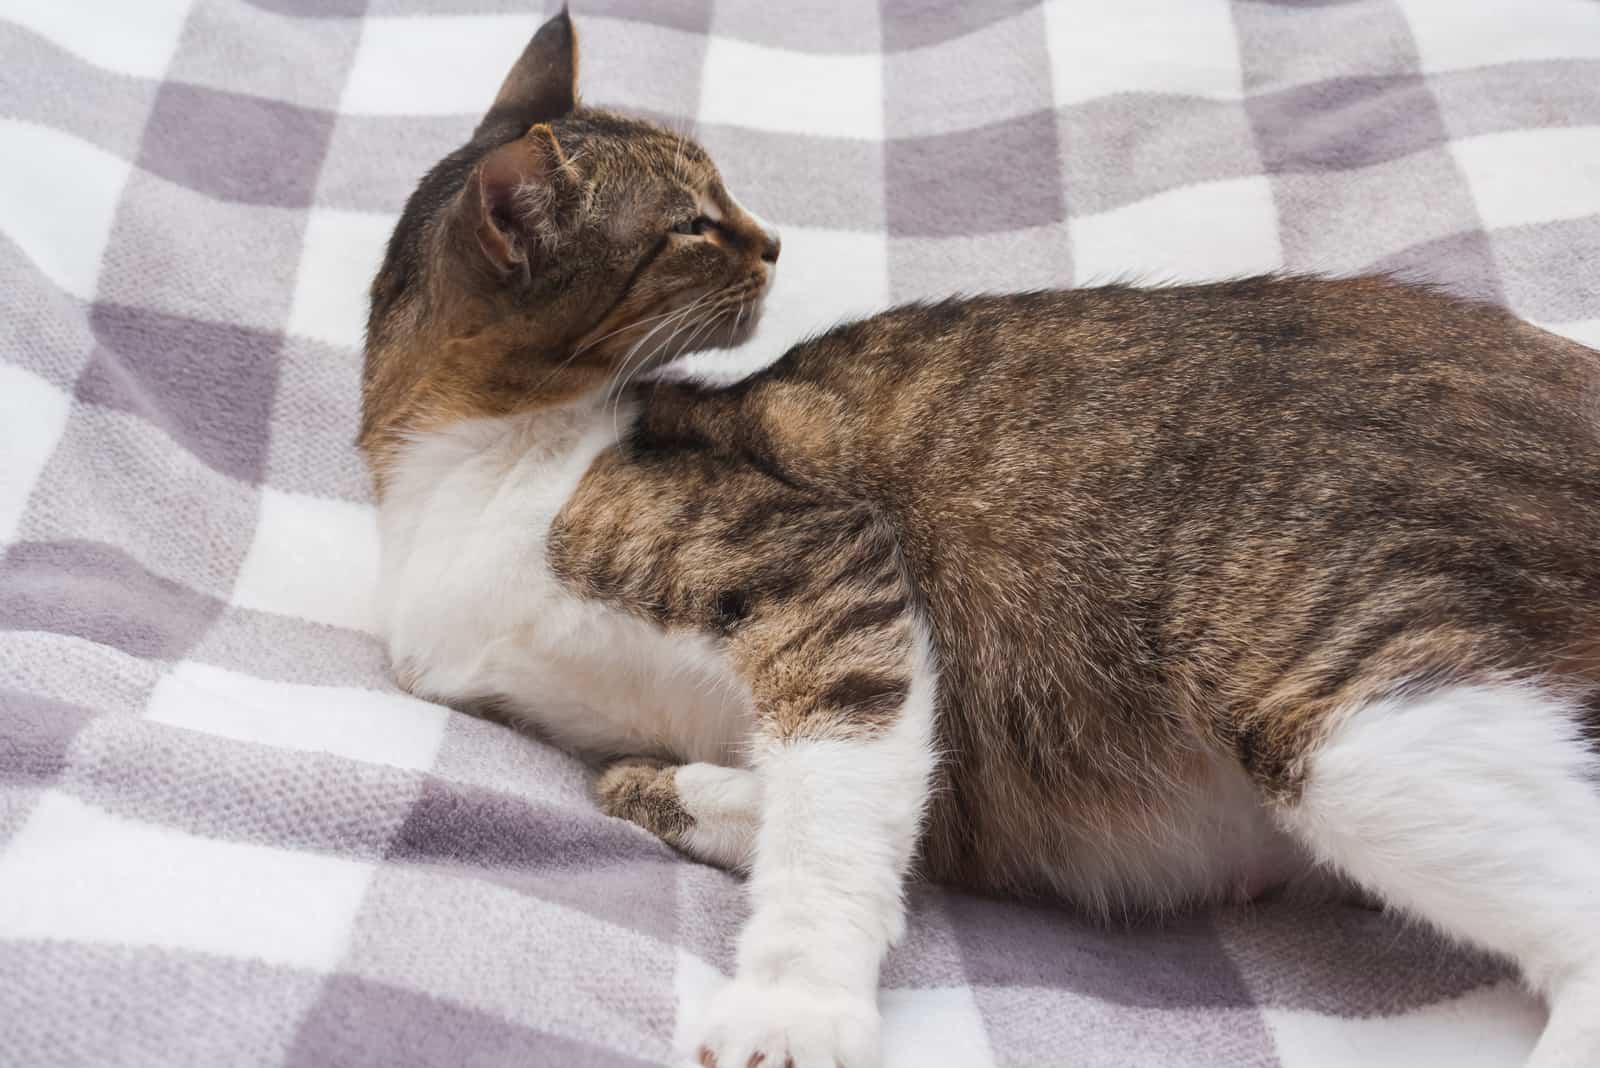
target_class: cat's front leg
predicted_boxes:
[598,758,760,871]
[687,546,936,1068]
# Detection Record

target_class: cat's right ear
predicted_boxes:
[468,124,580,277]
[474,8,580,139]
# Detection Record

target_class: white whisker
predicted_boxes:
[574,303,696,360]
[604,295,716,438]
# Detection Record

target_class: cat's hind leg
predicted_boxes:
[1275,681,1600,1068]
[598,759,760,871]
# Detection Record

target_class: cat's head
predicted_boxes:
[359,9,779,474]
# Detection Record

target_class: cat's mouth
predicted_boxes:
[644,278,769,366]
[643,273,792,389]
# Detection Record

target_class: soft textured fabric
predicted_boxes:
[1,1,1596,1065]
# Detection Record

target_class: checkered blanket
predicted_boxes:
[2,1,1596,1065]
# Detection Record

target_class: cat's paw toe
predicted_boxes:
[688,979,880,1068]
[596,759,691,843]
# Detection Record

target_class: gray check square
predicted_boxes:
[77,304,283,485]
[0,689,97,786]
[0,243,98,393]
[0,21,158,161]
[1430,60,1600,140]
[287,976,662,1068]
[1249,74,1451,173]
[0,629,165,720]
[887,111,1064,237]
[18,399,262,599]
[0,540,224,661]
[1233,0,1423,92]
[386,778,682,940]
[428,712,596,811]
[244,0,366,18]
[1270,145,1479,275]
[1060,95,1263,217]
[945,892,1254,1009]
[1217,901,1512,1014]
[266,335,370,502]
[1368,228,1505,304]
[316,114,469,214]
[94,170,310,331]
[0,944,324,1068]
[341,864,678,1059]
[676,861,743,976]
[61,715,423,856]
[138,83,335,209]
[697,123,886,231]
[885,3,1052,138]
[1491,216,1600,324]
[712,0,873,51]
[169,2,364,110]
[974,987,1282,1068]
[578,0,713,36]
[188,606,392,690]
[879,0,1037,52]
[580,13,710,120]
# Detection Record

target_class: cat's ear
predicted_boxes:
[474,8,580,139]
[469,124,580,276]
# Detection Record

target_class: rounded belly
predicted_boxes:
[924,752,1318,917]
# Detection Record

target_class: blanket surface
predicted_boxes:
[2,1,1597,1065]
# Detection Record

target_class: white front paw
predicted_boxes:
[687,979,881,1068]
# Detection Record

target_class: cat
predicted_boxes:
[360,11,1600,1068]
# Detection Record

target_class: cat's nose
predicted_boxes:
[759,228,781,264]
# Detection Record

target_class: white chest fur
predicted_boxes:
[376,402,754,765]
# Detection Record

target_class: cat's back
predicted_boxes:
[795,275,1600,435]
[780,275,1600,573]
[727,276,1600,900]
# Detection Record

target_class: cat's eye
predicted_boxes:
[671,216,712,237]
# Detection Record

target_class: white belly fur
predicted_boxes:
[377,400,754,766]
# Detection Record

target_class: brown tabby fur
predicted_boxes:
[625,282,1600,900]
[360,16,775,493]
[361,13,1600,912]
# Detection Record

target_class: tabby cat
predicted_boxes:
[361,12,1600,1068]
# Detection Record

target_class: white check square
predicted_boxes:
[1044,0,1244,107]
[0,120,130,302]
[1541,319,1600,351]
[1398,0,1600,72]
[0,0,192,80]
[0,792,374,971]
[1264,982,1542,1068]
[341,15,530,116]
[231,487,381,634]
[1452,127,1600,232]
[881,987,997,1068]
[287,209,396,350]
[699,36,883,141]
[1070,176,1282,285]
[0,364,71,546]
[147,660,449,771]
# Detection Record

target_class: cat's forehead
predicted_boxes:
[557,110,712,172]
[546,117,720,219]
